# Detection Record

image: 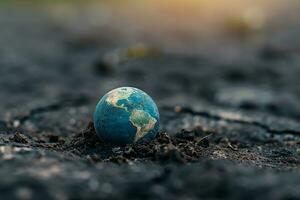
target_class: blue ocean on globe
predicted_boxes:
[93,87,160,145]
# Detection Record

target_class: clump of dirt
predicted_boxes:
[65,122,215,164]
[9,132,29,144]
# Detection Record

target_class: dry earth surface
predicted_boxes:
[0,4,300,200]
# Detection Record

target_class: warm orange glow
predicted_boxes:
[45,0,300,54]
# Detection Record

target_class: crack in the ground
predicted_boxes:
[10,95,90,125]
[163,106,300,136]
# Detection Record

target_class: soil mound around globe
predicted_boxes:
[65,121,214,164]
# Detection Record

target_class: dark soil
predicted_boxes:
[0,6,300,200]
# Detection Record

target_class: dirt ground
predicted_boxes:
[0,4,300,200]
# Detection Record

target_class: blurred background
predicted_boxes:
[1,0,300,133]
[1,2,300,199]
[3,0,300,54]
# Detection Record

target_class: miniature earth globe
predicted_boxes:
[93,87,160,145]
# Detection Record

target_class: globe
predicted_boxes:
[93,87,160,145]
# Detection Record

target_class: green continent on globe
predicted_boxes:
[129,109,157,142]
[105,87,135,109]
[105,87,157,142]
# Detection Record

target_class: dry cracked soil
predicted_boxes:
[0,6,300,200]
